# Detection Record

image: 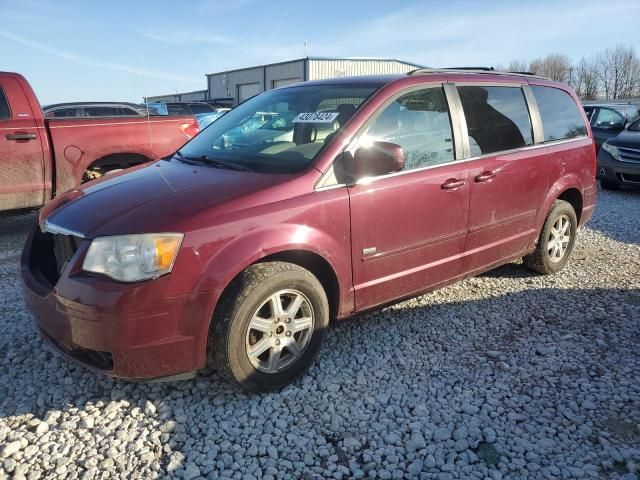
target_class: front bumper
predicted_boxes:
[597,149,640,186]
[21,224,217,380]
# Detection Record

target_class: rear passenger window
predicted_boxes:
[458,86,533,156]
[531,86,587,142]
[0,88,10,120]
[364,87,454,171]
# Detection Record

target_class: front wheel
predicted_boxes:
[210,262,329,392]
[524,200,577,275]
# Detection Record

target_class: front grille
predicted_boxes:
[619,173,640,184]
[30,228,79,288]
[618,146,640,163]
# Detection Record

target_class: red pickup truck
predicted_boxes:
[0,72,199,212]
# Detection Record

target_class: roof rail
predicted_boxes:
[407,67,548,80]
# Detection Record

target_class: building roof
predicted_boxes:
[205,57,424,77]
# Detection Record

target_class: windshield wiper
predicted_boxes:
[182,154,254,172]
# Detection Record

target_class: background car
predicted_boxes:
[194,108,231,129]
[43,102,144,118]
[596,117,640,190]
[583,103,640,151]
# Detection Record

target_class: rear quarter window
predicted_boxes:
[0,87,10,120]
[531,86,587,142]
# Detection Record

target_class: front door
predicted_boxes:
[0,77,45,211]
[348,86,470,310]
[455,84,549,274]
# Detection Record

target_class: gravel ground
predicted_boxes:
[0,188,639,480]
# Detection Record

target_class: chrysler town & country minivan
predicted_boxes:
[22,69,596,392]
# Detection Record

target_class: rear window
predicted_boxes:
[458,86,533,156]
[531,86,587,142]
[0,88,10,120]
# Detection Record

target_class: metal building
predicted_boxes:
[145,89,208,103]
[207,57,422,105]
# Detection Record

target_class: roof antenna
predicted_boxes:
[140,48,153,154]
[304,40,308,57]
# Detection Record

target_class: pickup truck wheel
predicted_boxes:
[524,200,577,275]
[210,262,329,392]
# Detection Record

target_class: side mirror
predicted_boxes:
[346,141,404,183]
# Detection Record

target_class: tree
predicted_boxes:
[507,59,529,73]
[529,53,572,83]
[596,44,640,99]
[573,57,599,101]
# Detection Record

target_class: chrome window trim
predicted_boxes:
[522,84,545,144]
[43,220,86,238]
[315,136,590,191]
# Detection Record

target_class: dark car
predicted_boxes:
[583,103,640,151]
[596,117,640,190]
[22,69,596,392]
[43,102,144,118]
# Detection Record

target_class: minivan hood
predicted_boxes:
[609,129,640,149]
[43,159,289,237]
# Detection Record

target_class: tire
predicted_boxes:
[600,180,620,191]
[210,261,329,392]
[524,200,577,275]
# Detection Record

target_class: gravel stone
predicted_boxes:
[0,189,639,478]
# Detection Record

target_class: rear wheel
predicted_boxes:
[210,262,329,392]
[524,200,577,275]
[600,179,620,191]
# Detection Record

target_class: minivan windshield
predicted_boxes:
[177,84,380,173]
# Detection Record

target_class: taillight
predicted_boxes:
[179,120,199,139]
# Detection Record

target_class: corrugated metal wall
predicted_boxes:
[206,59,420,105]
[179,91,207,101]
[308,59,417,79]
[146,90,207,103]
[209,67,264,101]
[265,61,305,90]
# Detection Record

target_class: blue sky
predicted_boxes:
[1,0,638,104]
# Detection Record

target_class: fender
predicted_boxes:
[182,223,354,358]
[528,173,583,250]
[191,222,353,310]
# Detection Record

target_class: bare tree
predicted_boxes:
[596,44,640,99]
[529,53,572,82]
[507,59,529,73]
[573,56,599,100]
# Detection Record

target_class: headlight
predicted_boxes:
[602,142,619,160]
[83,233,183,282]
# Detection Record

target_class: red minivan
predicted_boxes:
[22,69,596,392]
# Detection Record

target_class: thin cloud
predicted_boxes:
[0,30,201,84]
[142,31,231,46]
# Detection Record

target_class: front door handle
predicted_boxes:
[441,178,465,190]
[474,171,496,183]
[6,133,37,141]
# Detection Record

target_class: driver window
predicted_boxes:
[361,87,455,171]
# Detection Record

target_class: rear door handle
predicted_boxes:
[474,171,496,183]
[6,133,37,141]
[441,178,465,190]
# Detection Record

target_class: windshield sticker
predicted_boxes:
[292,112,340,123]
